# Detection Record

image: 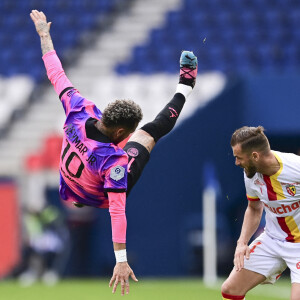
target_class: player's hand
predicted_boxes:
[30,10,51,37]
[234,241,250,272]
[109,262,138,295]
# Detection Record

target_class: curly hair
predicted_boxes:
[101,99,143,130]
[231,126,270,153]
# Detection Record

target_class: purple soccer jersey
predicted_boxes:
[42,50,129,242]
[59,88,128,208]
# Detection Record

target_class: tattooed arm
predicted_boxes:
[30,10,74,101]
[30,10,54,55]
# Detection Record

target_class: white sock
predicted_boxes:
[175,83,193,99]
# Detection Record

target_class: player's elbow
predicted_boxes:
[109,207,126,216]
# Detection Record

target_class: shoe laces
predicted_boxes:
[180,66,196,79]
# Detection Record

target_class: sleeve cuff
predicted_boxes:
[59,87,74,100]
[247,194,260,201]
[42,50,56,60]
[105,188,127,193]
[112,238,126,243]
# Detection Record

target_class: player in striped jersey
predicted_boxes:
[30,10,197,295]
[221,126,300,300]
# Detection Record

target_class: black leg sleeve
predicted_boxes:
[141,93,186,142]
[124,142,150,196]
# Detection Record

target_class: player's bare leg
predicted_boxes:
[221,268,266,298]
[291,283,300,300]
[128,129,155,153]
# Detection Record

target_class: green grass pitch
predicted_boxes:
[0,278,291,300]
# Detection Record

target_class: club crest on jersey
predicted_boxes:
[67,89,76,97]
[286,184,296,196]
[110,165,125,181]
[127,147,139,157]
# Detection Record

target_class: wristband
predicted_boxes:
[115,249,127,263]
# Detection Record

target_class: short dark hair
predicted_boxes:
[101,99,143,130]
[230,126,270,153]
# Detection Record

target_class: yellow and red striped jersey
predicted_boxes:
[245,150,300,243]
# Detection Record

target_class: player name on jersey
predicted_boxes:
[64,123,97,166]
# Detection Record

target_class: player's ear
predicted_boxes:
[115,127,126,138]
[252,151,260,161]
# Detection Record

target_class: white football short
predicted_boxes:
[244,232,300,284]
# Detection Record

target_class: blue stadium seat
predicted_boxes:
[12,31,33,47]
[239,10,262,29]
[216,11,237,28]
[114,63,132,76]
[184,0,205,11]
[150,29,170,47]
[0,0,124,134]
[119,0,300,75]
[243,27,262,44]
[132,46,148,63]
[0,0,119,81]
[268,27,287,43]
[284,44,300,69]
[167,10,183,28]
[265,10,282,26]
[28,0,47,10]
[0,32,10,46]
[0,0,17,11]
[288,8,300,27]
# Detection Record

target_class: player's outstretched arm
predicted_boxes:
[30,10,54,55]
[234,200,263,272]
[30,10,74,101]
[108,192,138,295]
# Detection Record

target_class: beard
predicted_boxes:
[244,162,257,178]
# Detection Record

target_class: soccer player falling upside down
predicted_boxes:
[222,126,300,300]
[30,10,198,295]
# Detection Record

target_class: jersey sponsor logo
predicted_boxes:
[286,184,296,196]
[110,165,125,181]
[263,201,300,215]
[127,147,139,157]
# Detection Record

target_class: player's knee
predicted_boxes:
[221,279,233,295]
[221,279,243,297]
